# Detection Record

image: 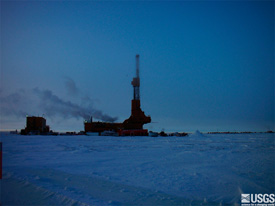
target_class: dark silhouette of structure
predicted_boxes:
[84,116,124,134]
[123,55,151,130]
[85,55,151,136]
[21,116,50,135]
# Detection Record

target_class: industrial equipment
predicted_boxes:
[84,55,151,136]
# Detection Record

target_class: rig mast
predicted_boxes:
[132,54,140,100]
[84,54,151,135]
[123,54,151,130]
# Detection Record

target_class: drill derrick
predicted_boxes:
[123,55,151,130]
[84,54,151,136]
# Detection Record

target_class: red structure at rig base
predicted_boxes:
[84,55,151,136]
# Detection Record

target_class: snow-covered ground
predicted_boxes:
[1,132,274,205]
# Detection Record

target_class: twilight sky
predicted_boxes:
[1,1,274,132]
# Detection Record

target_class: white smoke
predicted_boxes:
[33,88,117,122]
[0,80,117,123]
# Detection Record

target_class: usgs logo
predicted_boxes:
[241,194,275,204]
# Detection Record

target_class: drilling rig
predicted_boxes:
[84,54,151,136]
[123,54,151,131]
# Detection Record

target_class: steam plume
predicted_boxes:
[0,90,28,117]
[33,88,117,122]
[64,77,79,96]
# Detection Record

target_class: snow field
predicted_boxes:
[1,132,274,205]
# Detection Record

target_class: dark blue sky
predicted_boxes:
[1,1,274,132]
